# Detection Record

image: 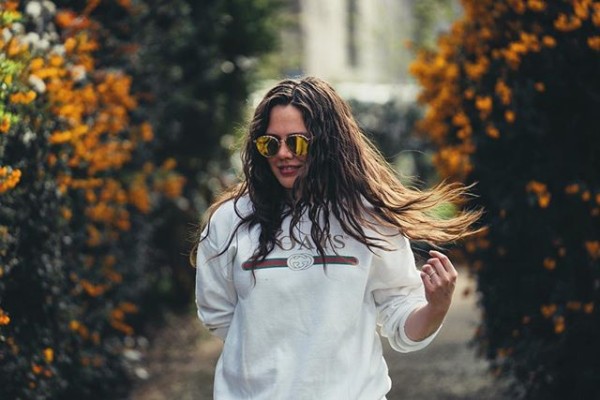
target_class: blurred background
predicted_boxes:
[1,0,598,399]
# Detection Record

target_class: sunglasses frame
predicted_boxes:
[253,133,311,158]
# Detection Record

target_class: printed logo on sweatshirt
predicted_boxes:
[242,254,358,271]
[275,231,347,251]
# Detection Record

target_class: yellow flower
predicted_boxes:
[44,348,54,363]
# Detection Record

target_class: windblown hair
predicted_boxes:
[190,76,482,268]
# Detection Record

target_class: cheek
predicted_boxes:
[267,158,278,173]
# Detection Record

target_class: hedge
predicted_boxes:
[0,0,278,398]
[411,0,600,398]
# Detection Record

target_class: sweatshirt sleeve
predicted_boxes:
[195,210,238,341]
[370,234,441,353]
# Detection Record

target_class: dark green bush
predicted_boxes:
[0,0,278,398]
[411,0,600,398]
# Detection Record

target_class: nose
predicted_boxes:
[276,139,294,158]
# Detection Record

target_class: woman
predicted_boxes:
[192,77,481,399]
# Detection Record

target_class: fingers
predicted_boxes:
[420,270,435,292]
[421,251,458,288]
[429,250,457,276]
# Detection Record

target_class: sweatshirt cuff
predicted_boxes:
[210,326,229,341]
[397,303,442,352]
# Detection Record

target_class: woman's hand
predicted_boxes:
[404,250,457,342]
[420,250,458,314]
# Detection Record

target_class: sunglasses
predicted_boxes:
[253,134,311,158]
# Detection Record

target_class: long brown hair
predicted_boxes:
[190,76,482,267]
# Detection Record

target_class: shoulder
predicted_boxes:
[210,195,253,223]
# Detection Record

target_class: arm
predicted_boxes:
[404,250,457,341]
[372,235,440,352]
[195,232,238,341]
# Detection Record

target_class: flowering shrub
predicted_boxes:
[411,0,600,398]
[0,0,186,398]
[1,0,278,396]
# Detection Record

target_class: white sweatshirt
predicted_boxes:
[195,197,440,399]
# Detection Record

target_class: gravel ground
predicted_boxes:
[129,270,511,400]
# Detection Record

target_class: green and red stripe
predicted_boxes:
[242,255,358,270]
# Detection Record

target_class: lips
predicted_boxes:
[278,165,301,176]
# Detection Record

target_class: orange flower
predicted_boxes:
[527,0,546,12]
[542,36,556,48]
[554,13,582,32]
[119,302,139,313]
[543,257,556,270]
[495,80,512,105]
[80,279,109,297]
[505,110,516,123]
[9,90,37,104]
[140,122,154,141]
[526,180,547,194]
[585,241,600,259]
[554,316,565,334]
[475,96,493,118]
[582,190,591,201]
[538,192,551,208]
[534,82,546,92]
[0,308,10,325]
[0,167,22,193]
[486,124,500,139]
[3,1,19,11]
[583,302,595,314]
[588,36,600,51]
[0,116,10,133]
[541,304,557,318]
[565,183,579,194]
[32,363,43,375]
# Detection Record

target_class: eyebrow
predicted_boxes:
[264,131,309,138]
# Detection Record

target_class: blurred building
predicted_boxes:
[269,0,458,104]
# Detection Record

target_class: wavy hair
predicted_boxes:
[190,76,482,268]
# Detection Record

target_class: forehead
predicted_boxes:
[266,105,307,136]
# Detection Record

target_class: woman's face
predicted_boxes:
[264,105,309,190]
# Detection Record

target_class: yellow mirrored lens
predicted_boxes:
[288,135,309,156]
[255,136,278,157]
